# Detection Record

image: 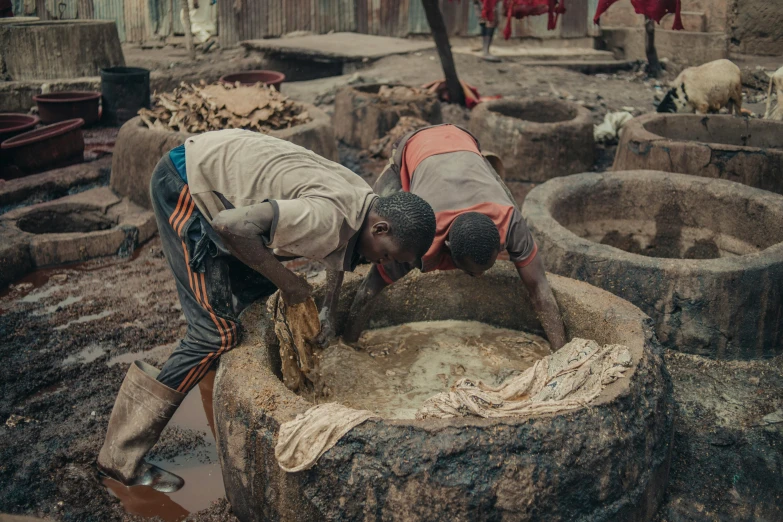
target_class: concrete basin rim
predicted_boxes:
[474,96,593,128]
[226,271,652,431]
[523,170,783,271]
[625,113,783,154]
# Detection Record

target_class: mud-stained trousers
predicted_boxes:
[150,155,277,394]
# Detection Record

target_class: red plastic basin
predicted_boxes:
[0,113,40,143]
[1,119,85,178]
[219,70,286,90]
[33,91,101,125]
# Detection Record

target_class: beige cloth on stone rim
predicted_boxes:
[416,338,633,419]
[273,338,632,472]
[275,403,376,473]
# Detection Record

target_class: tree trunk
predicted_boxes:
[181,0,196,60]
[420,0,465,106]
[645,17,662,78]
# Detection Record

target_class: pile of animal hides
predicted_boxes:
[138,81,311,134]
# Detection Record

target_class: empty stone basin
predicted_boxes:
[333,83,442,150]
[0,187,156,288]
[523,170,783,359]
[469,98,594,186]
[614,114,783,195]
[214,265,673,522]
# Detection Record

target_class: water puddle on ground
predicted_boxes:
[33,295,84,316]
[102,370,225,521]
[62,343,111,366]
[54,310,114,331]
[107,342,179,367]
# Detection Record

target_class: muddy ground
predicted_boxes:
[1,44,781,521]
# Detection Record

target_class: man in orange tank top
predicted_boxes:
[323,124,566,350]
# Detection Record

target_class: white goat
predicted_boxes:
[764,66,783,120]
[658,59,743,115]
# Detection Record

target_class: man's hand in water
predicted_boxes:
[314,306,336,348]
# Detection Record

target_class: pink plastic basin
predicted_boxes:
[1,119,85,178]
[219,70,286,90]
[0,113,40,143]
[33,91,101,125]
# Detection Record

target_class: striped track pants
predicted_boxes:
[150,155,276,393]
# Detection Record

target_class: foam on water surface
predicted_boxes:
[319,320,551,419]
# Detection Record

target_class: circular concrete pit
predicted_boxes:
[613,114,783,195]
[214,265,673,521]
[110,103,339,209]
[523,170,783,359]
[468,98,594,199]
[0,186,156,289]
[333,83,442,150]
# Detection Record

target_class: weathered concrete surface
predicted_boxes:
[469,98,594,183]
[215,266,674,522]
[599,28,728,66]
[241,33,434,62]
[523,170,783,359]
[334,84,442,150]
[613,113,783,195]
[729,0,783,56]
[0,156,111,215]
[111,104,338,209]
[0,187,155,279]
[0,21,124,81]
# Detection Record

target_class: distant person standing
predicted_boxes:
[0,0,14,18]
[474,0,501,62]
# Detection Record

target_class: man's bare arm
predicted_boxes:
[211,203,311,305]
[316,270,345,346]
[516,255,567,351]
[343,265,390,343]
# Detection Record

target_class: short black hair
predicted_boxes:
[375,192,436,259]
[449,212,500,266]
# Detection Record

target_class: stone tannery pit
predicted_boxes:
[214,265,673,522]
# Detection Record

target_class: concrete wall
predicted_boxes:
[600,27,729,66]
[729,0,783,56]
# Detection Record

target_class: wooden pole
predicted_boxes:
[169,0,175,39]
[644,17,662,78]
[420,0,465,106]
[182,0,196,60]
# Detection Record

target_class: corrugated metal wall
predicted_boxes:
[94,0,127,41]
[11,0,599,44]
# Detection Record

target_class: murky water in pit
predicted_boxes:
[319,320,551,419]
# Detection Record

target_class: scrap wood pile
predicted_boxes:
[138,81,311,134]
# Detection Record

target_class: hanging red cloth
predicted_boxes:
[502,0,566,40]
[594,0,683,30]
[421,79,502,109]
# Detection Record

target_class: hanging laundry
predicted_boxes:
[502,0,566,39]
[594,0,683,30]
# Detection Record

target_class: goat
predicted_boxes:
[658,59,743,115]
[764,66,783,120]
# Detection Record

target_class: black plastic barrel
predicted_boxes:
[100,67,151,127]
